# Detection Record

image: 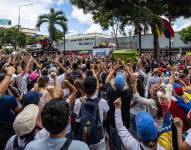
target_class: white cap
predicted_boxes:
[13,104,39,136]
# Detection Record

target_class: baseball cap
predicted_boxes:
[173,83,184,96]
[136,111,158,142]
[114,72,125,91]
[13,104,39,136]
[29,72,39,81]
[23,91,41,107]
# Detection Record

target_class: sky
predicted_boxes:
[0,0,191,36]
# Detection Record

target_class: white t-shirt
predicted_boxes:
[49,74,65,88]
[5,135,28,150]
[16,73,29,94]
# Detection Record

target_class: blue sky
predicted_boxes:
[54,3,90,34]
[0,0,190,36]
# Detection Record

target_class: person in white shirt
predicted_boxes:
[174,117,191,150]
[114,98,166,150]
[74,76,109,150]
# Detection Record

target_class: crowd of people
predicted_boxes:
[0,50,191,150]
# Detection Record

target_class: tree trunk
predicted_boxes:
[138,28,142,55]
[63,33,66,54]
[115,36,119,48]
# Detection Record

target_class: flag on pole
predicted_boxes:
[163,19,174,38]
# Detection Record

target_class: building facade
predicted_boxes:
[59,32,190,52]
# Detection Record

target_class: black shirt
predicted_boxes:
[106,83,133,129]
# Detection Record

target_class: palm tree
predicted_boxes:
[128,6,163,59]
[36,8,68,50]
[149,15,163,59]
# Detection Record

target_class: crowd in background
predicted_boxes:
[0,50,191,150]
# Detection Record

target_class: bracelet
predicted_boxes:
[6,74,12,78]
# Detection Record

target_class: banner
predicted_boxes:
[92,48,111,57]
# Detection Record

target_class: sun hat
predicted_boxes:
[13,104,39,136]
[114,72,125,91]
[135,111,158,142]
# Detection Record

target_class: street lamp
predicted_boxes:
[17,4,33,49]
[18,4,33,32]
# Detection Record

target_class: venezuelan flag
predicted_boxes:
[163,19,174,39]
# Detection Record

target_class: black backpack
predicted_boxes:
[74,97,104,146]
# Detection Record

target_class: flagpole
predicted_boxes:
[169,17,172,64]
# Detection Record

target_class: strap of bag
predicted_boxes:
[13,136,19,150]
[60,139,72,150]
[140,144,144,150]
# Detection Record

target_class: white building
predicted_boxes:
[59,32,190,52]
[21,27,37,36]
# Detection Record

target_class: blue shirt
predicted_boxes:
[0,95,18,123]
[24,137,89,150]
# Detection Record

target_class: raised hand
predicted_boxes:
[113,97,122,109]
[174,117,183,130]
[5,66,16,75]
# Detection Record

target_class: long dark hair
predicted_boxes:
[137,75,145,97]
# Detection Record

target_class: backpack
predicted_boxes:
[13,136,31,150]
[75,97,104,146]
[13,136,21,150]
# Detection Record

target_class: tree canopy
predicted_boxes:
[179,26,191,44]
[0,27,28,48]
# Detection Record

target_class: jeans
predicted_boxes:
[109,126,122,150]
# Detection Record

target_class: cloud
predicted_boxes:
[85,24,103,33]
[71,6,94,25]
[173,17,191,31]
[0,0,65,34]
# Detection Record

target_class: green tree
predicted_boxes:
[0,27,27,48]
[36,8,68,45]
[27,35,40,45]
[179,26,191,44]
[94,11,122,48]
